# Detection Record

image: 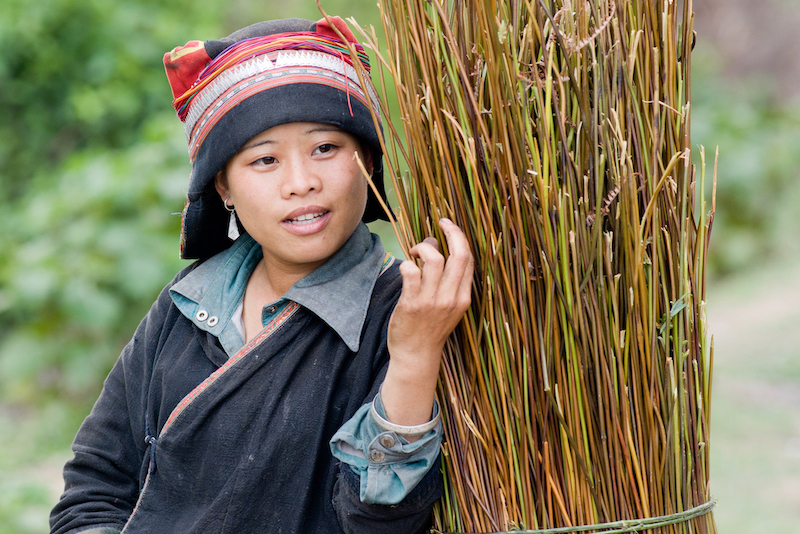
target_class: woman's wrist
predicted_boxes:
[384,343,442,381]
[380,341,442,430]
[379,370,438,428]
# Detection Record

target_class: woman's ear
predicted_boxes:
[365,150,374,177]
[360,144,375,177]
[214,170,230,201]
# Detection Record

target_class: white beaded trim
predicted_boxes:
[183,54,276,140]
[183,50,381,148]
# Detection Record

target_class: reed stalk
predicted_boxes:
[345,0,717,531]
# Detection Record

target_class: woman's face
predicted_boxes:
[215,122,371,277]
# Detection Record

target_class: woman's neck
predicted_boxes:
[240,255,321,341]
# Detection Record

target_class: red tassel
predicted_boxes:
[315,16,357,43]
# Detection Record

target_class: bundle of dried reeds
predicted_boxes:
[341,0,717,532]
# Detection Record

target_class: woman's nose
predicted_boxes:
[281,159,322,198]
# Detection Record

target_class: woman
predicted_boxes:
[50,15,473,534]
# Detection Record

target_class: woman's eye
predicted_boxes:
[314,143,337,155]
[253,156,276,166]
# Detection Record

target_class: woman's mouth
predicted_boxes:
[281,207,332,235]
[286,211,328,225]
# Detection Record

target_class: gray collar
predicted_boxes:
[170,223,390,355]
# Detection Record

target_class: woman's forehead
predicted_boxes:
[241,123,353,150]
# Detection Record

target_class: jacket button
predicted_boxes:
[380,434,396,448]
[267,305,277,314]
[207,316,219,327]
[196,310,208,322]
[369,449,385,463]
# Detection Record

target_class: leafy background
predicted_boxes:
[0,0,798,532]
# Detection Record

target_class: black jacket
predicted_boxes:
[49,261,442,534]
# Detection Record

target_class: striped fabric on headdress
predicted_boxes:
[174,32,373,118]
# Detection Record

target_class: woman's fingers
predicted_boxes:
[399,218,473,313]
[436,219,474,308]
[397,258,422,298]
[408,237,439,263]
[413,241,446,296]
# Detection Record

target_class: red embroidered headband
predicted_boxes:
[168,31,380,163]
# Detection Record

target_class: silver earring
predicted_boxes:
[224,197,240,241]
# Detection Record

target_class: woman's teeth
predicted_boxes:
[289,212,325,224]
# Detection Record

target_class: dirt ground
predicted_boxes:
[707,253,800,534]
[688,2,800,528]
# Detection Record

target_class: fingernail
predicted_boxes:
[440,217,452,224]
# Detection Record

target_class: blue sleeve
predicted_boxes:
[329,393,442,505]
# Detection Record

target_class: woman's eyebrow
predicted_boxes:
[304,125,343,135]
[241,139,277,151]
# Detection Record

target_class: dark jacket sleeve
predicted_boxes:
[333,454,443,534]
[331,264,444,533]
[49,269,190,534]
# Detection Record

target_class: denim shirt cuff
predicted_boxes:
[329,393,442,505]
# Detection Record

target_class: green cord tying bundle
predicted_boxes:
[441,499,716,534]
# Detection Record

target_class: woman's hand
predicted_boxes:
[380,218,474,432]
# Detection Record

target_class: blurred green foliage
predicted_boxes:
[0,478,52,534]
[0,0,227,411]
[691,54,800,277]
[0,116,189,406]
[0,0,229,201]
[0,4,227,526]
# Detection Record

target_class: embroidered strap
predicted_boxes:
[379,252,395,275]
[160,302,300,434]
